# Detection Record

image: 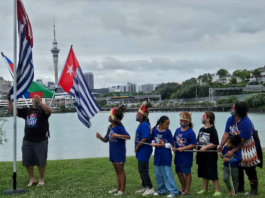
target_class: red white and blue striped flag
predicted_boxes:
[2,54,14,78]
[9,0,34,101]
[58,46,101,128]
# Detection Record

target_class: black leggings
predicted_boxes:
[138,160,153,188]
[238,166,258,191]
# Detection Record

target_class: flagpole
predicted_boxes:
[12,0,18,191]
[3,0,27,195]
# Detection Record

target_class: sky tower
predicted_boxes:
[51,19,60,84]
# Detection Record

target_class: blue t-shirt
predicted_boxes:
[222,146,242,167]
[135,122,153,162]
[105,125,130,162]
[150,127,174,166]
[174,127,197,167]
[225,116,254,139]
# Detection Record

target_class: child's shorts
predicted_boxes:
[175,165,191,174]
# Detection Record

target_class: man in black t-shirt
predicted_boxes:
[7,93,52,187]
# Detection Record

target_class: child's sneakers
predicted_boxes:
[213,191,221,196]
[108,189,118,194]
[114,191,126,196]
[135,187,146,194]
[154,192,166,196]
[142,188,155,196]
[197,190,207,194]
[167,194,176,197]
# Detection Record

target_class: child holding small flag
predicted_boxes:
[151,116,179,197]
[96,105,130,196]
[173,112,197,196]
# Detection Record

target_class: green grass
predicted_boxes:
[0,155,264,198]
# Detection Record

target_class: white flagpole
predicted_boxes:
[12,0,18,190]
[3,0,26,194]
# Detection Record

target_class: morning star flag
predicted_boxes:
[2,53,14,78]
[1,53,53,99]
[9,0,34,101]
[58,46,101,128]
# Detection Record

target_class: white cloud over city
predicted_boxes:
[0,0,265,88]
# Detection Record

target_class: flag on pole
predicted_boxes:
[58,46,101,128]
[2,53,53,99]
[9,0,34,101]
[2,53,14,78]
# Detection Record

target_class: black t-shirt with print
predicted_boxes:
[196,126,219,166]
[17,107,50,142]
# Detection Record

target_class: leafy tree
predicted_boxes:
[252,69,261,81]
[233,70,241,77]
[182,78,197,86]
[217,69,229,77]
[201,73,213,84]
[239,70,250,81]
[230,77,237,84]
[154,82,181,100]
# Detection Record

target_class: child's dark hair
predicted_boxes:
[152,116,169,130]
[205,111,215,126]
[228,135,241,147]
[140,115,151,131]
[188,122,193,129]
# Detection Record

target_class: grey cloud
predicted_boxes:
[1,0,265,88]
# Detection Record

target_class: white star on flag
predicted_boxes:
[66,64,74,76]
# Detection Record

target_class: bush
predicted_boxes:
[244,93,265,108]
[253,98,263,107]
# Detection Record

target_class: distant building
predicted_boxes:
[249,66,265,82]
[140,84,157,93]
[0,77,12,94]
[36,79,43,85]
[108,86,117,92]
[127,82,137,93]
[91,88,109,95]
[84,72,94,89]
[117,85,127,92]
[48,82,55,88]
[218,75,242,85]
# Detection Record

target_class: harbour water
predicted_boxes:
[0,112,264,161]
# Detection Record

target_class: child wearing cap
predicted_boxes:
[173,112,197,196]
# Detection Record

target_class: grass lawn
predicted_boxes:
[0,155,264,198]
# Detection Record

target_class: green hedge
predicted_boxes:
[244,93,265,108]
[216,96,238,105]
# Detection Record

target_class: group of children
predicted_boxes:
[96,104,242,197]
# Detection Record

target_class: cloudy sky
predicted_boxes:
[1,0,265,88]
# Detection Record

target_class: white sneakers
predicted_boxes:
[135,187,146,194]
[142,188,155,196]
[108,189,118,194]
[114,191,126,196]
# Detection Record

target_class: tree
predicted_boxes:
[230,77,237,84]
[233,70,241,77]
[239,70,250,81]
[201,73,213,84]
[182,78,197,86]
[217,69,229,77]
[252,69,261,81]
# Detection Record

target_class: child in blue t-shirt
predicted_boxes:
[173,112,197,196]
[221,135,241,195]
[151,116,179,197]
[96,106,130,196]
